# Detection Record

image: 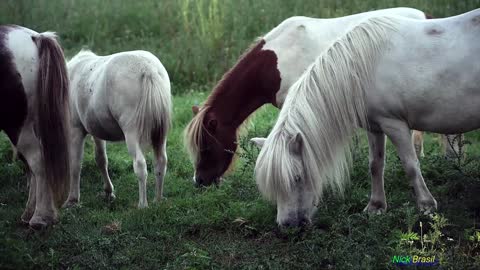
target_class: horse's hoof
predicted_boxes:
[363,200,387,214]
[104,192,116,202]
[63,198,79,208]
[418,199,437,215]
[20,210,34,224]
[137,202,148,209]
[154,196,167,203]
[29,215,55,230]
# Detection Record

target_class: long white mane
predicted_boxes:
[255,16,400,201]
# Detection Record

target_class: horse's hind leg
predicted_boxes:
[384,122,437,214]
[16,126,57,228]
[442,134,465,159]
[125,132,148,208]
[20,163,35,224]
[93,138,115,201]
[412,130,425,158]
[64,127,87,207]
[364,131,387,214]
[153,140,167,202]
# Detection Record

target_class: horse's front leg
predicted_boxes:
[384,121,437,214]
[364,131,387,214]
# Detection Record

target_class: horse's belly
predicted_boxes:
[409,100,480,133]
[367,88,480,134]
[82,109,125,141]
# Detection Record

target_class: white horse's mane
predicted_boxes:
[255,16,400,202]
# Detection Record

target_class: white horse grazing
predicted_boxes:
[0,25,70,229]
[252,9,480,227]
[65,50,172,208]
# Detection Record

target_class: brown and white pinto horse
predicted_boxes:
[184,8,430,186]
[0,25,70,229]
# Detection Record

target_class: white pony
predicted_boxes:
[65,50,172,208]
[252,9,480,227]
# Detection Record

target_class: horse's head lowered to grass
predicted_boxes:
[252,16,396,227]
[185,104,237,186]
[184,40,280,186]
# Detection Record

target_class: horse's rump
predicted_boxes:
[131,64,172,150]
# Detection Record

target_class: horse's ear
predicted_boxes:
[192,105,200,115]
[250,137,266,149]
[289,133,302,155]
[207,119,217,132]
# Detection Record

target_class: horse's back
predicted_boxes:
[262,8,427,105]
[0,25,38,144]
[69,50,168,141]
[105,51,168,89]
[369,11,480,133]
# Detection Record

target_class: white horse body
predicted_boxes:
[67,50,172,208]
[253,9,480,227]
[262,7,427,106]
[369,14,480,133]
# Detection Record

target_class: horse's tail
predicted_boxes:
[33,32,70,206]
[134,65,172,150]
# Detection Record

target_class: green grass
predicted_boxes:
[1,0,480,269]
[1,94,479,269]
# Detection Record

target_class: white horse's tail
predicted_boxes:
[133,68,172,149]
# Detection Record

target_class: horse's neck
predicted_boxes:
[207,39,281,127]
[209,85,273,127]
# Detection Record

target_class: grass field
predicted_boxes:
[1,0,480,269]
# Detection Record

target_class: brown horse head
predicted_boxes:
[185,105,237,185]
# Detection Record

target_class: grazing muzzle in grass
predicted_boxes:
[185,106,237,187]
[252,135,319,228]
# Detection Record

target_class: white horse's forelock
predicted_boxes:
[255,16,400,202]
